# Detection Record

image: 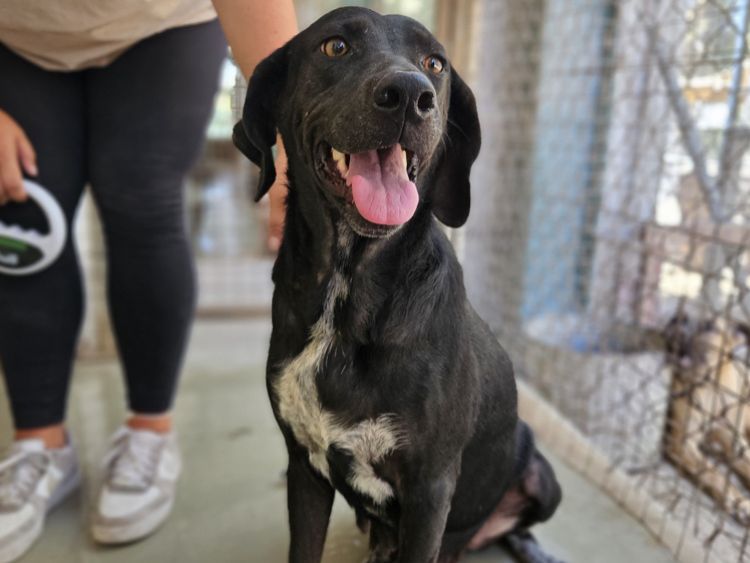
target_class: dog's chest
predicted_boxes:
[274,237,402,505]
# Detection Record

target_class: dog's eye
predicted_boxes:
[422,55,445,75]
[321,37,350,58]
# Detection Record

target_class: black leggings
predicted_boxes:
[0,20,227,429]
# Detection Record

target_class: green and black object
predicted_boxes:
[0,180,66,276]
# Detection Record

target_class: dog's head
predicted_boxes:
[233,7,481,237]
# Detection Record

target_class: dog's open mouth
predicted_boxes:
[321,144,419,226]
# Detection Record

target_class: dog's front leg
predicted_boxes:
[397,474,456,563]
[287,449,335,563]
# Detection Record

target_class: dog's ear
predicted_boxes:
[233,45,289,202]
[430,69,481,228]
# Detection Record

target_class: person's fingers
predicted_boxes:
[0,138,27,203]
[0,110,33,204]
[267,213,284,252]
[267,222,283,252]
[0,160,26,202]
[0,139,8,204]
[267,180,287,253]
[17,132,37,177]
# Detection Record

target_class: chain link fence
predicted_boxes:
[464,1,750,561]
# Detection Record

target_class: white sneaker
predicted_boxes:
[0,439,80,563]
[92,427,181,544]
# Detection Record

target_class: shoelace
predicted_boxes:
[0,450,49,510]
[103,431,164,492]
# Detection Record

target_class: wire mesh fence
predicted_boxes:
[463,1,750,561]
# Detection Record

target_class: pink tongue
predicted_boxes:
[346,144,418,225]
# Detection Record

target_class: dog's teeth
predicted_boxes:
[401,149,408,169]
[331,148,348,177]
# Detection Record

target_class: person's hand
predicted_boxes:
[267,135,288,252]
[0,109,37,205]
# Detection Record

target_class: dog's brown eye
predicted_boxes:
[422,55,444,74]
[322,37,349,58]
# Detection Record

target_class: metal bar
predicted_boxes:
[650,27,728,222]
[716,0,750,202]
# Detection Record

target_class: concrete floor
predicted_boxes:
[0,318,677,563]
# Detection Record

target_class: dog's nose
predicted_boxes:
[374,72,436,120]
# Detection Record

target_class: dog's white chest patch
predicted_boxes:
[274,239,403,505]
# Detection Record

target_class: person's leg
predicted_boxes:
[86,20,226,429]
[0,44,87,442]
[86,20,226,545]
[0,43,86,563]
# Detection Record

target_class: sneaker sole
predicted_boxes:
[91,496,173,545]
[0,516,43,563]
[0,466,81,563]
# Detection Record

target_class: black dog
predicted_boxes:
[234,7,562,563]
